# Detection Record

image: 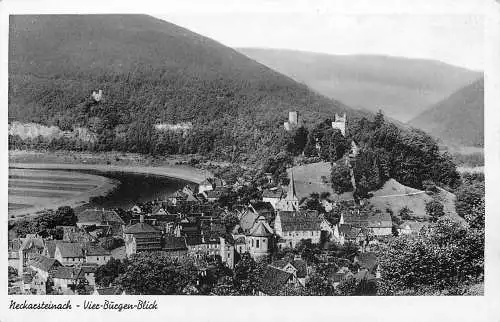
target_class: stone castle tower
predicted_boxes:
[332,113,346,136]
[91,90,103,102]
[284,111,300,131]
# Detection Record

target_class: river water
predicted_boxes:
[73,169,196,210]
[8,167,196,214]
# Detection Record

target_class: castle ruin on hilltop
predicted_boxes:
[284,111,301,131]
[91,90,103,102]
[284,111,347,137]
[331,113,346,136]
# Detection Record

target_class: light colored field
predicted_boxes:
[8,168,117,219]
[446,146,484,155]
[9,174,97,182]
[289,162,336,199]
[368,179,458,219]
[9,187,78,198]
[290,162,459,220]
[9,181,97,191]
[457,166,484,174]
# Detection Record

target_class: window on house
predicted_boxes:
[256,240,260,248]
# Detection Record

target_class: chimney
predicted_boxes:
[139,214,144,223]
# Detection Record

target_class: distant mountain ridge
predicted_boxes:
[238,47,482,122]
[409,78,484,148]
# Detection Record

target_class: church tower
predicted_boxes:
[275,170,299,211]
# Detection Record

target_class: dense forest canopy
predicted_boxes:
[280,111,461,192]
[9,14,364,163]
[348,112,461,190]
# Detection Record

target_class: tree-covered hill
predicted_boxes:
[409,78,484,148]
[8,14,463,191]
[9,15,367,162]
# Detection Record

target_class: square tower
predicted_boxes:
[332,113,346,136]
[284,111,300,131]
[91,89,103,102]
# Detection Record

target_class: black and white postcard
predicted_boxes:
[2,0,499,321]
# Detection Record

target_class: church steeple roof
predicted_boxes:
[275,170,299,212]
[285,170,298,201]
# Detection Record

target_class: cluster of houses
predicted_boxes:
[8,228,114,295]
[9,160,426,295]
[257,251,381,295]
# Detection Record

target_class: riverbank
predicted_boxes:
[8,168,119,220]
[9,150,211,183]
[8,150,212,220]
[10,162,209,184]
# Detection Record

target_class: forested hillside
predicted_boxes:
[9,15,367,163]
[409,78,484,147]
[284,111,461,192]
[9,14,461,191]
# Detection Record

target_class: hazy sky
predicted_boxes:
[157,13,484,71]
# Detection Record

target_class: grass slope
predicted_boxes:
[238,48,482,122]
[288,162,336,199]
[291,162,457,219]
[409,78,484,147]
[368,179,457,219]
